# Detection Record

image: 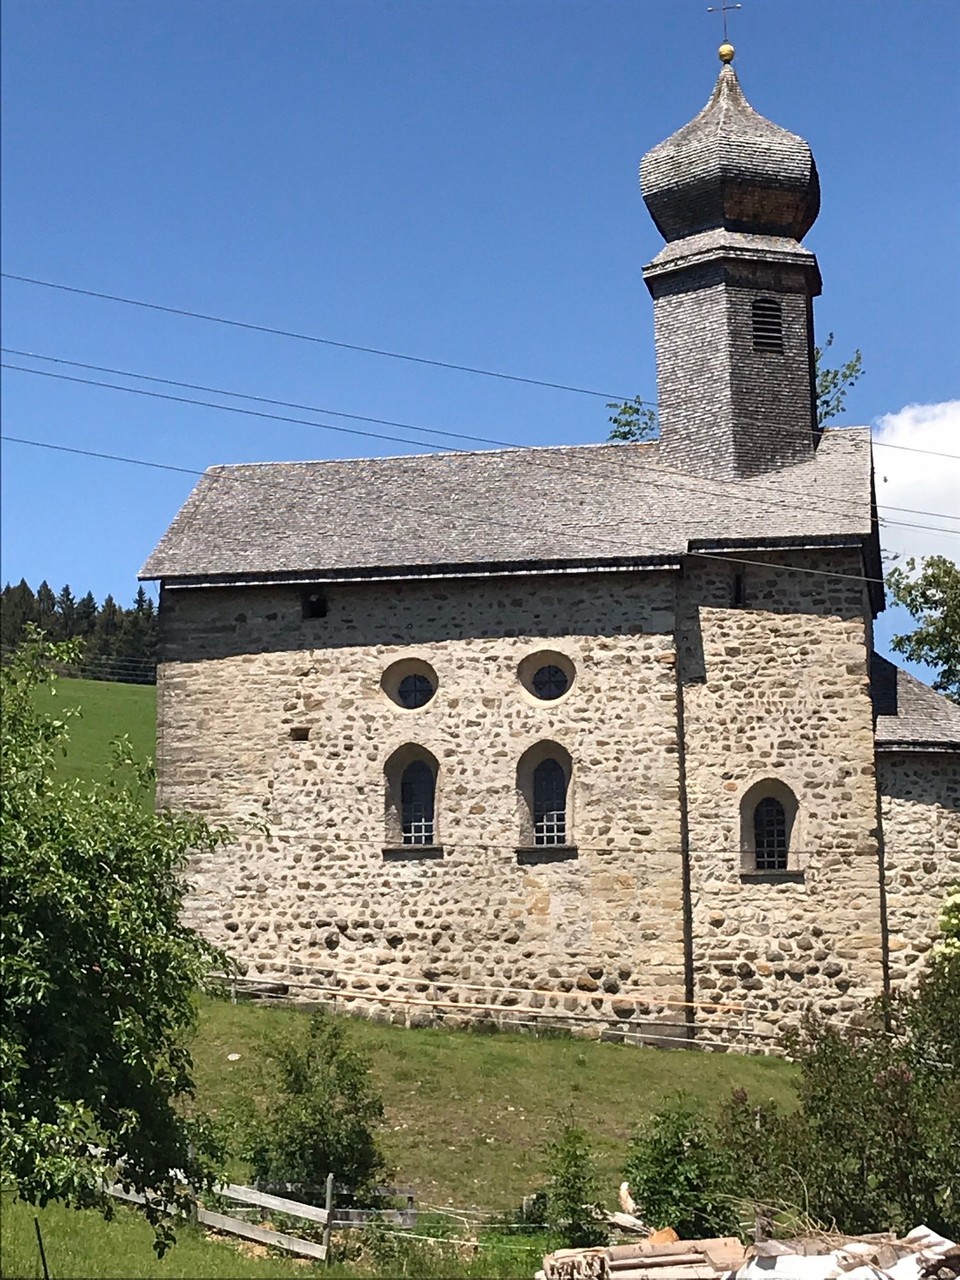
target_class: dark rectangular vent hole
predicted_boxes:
[752,298,784,353]
[302,590,328,619]
[289,727,311,741]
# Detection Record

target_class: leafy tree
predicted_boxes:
[236,1009,387,1204]
[1,633,233,1254]
[606,396,658,443]
[606,335,863,441]
[886,556,960,703]
[543,1119,607,1248]
[623,1099,739,1237]
[815,332,864,427]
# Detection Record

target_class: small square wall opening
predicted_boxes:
[302,589,328,620]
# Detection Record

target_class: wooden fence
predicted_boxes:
[106,1172,335,1262]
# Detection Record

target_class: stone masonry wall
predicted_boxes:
[879,751,960,982]
[677,550,885,1044]
[156,554,951,1049]
[158,570,693,1042]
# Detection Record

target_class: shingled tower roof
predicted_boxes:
[640,62,820,243]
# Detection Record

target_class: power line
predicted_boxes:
[0,432,902,588]
[4,360,959,544]
[1,271,641,403]
[7,347,960,524]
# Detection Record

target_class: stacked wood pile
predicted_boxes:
[540,1235,747,1280]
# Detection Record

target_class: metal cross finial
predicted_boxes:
[706,1,742,43]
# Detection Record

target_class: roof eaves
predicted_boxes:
[146,553,683,590]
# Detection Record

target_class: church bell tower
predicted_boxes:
[641,46,822,480]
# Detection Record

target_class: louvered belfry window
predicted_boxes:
[533,758,567,846]
[752,297,784,353]
[753,796,788,871]
[401,760,435,845]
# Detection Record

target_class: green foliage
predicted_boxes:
[606,396,658,443]
[1,633,233,1254]
[623,1098,740,1238]
[605,335,862,442]
[779,945,960,1237]
[886,555,960,703]
[815,332,864,426]
[238,1010,388,1203]
[939,885,960,957]
[621,919,960,1239]
[543,1120,607,1248]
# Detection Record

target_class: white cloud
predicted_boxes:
[873,400,960,567]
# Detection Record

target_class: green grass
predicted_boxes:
[0,1194,321,1279]
[33,675,156,799]
[192,997,797,1210]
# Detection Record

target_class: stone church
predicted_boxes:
[142,51,959,1048]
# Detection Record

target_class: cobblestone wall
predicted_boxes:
[879,751,960,982]
[677,551,885,1041]
[158,570,692,1040]
[156,555,953,1048]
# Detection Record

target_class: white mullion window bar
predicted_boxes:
[401,759,435,845]
[533,757,567,846]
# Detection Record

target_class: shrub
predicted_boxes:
[241,1009,387,1204]
[543,1120,607,1248]
[623,1098,740,1238]
[779,938,960,1236]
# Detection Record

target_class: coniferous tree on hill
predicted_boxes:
[1,579,157,683]
[55,585,77,641]
[36,581,57,635]
[1,580,39,652]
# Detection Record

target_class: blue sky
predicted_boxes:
[2,0,958,671]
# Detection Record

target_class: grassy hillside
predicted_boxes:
[193,997,796,1210]
[33,675,156,795]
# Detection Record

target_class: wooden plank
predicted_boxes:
[216,1182,329,1225]
[197,1207,327,1261]
[609,1256,706,1271]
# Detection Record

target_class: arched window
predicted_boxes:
[753,797,787,871]
[739,780,798,874]
[516,742,573,852]
[384,745,439,851]
[752,297,784,353]
[400,760,435,845]
[533,758,567,846]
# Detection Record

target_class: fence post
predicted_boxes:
[322,1171,334,1262]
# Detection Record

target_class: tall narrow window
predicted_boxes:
[752,297,784,353]
[401,760,435,846]
[533,758,567,846]
[753,797,787,871]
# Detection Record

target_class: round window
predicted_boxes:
[381,658,438,710]
[518,650,576,703]
[532,664,569,700]
[398,673,434,709]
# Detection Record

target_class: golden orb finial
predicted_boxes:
[718,41,735,63]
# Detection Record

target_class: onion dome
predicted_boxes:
[640,57,820,243]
